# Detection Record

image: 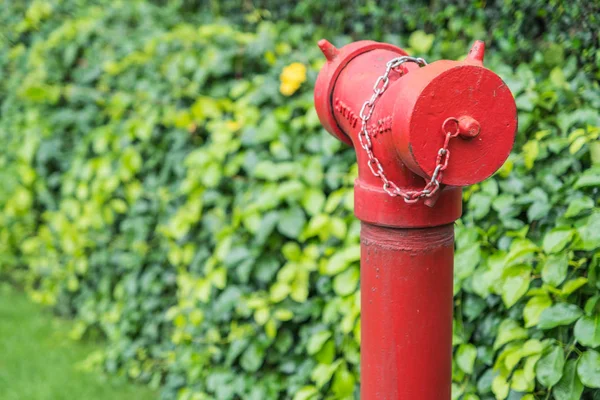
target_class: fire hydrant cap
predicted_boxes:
[393,61,517,187]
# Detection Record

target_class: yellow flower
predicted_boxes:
[279,62,307,96]
[226,120,240,131]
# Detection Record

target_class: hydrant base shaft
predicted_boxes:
[361,223,454,400]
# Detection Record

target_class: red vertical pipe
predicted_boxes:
[360,223,454,400]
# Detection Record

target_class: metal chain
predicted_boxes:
[358,56,459,204]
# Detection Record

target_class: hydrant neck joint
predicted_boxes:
[354,180,463,228]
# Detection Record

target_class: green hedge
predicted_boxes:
[1,1,600,399]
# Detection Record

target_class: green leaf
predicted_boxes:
[505,239,538,265]
[585,296,600,315]
[561,277,588,296]
[301,188,325,216]
[538,303,583,329]
[565,197,594,218]
[522,140,539,170]
[333,266,359,296]
[468,192,492,220]
[408,30,434,54]
[282,242,302,261]
[323,252,348,276]
[307,331,332,355]
[542,253,569,287]
[494,319,528,350]
[524,295,553,328]
[476,368,494,394]
[536,346,565,387]
[524,353,541,381]
[543,228,575,254]
[492,375,509,400]
[314,339,335,364]
[292,386,318,400]
[311,361,342,388]
[528,199,551,222]
[503,339,542,372]
[591,141,600,164]
[303,214,330,240]
[501,265,531,308]
[516,91,537,112]
[290,276,309,303]
[276,180,305,201]
[331,364,356,397]
[550,67,567,88]
[576,213,600,251]
[481,179,499,196]
[254,307,269,325]
[240,342,264,372]
[569,136,587,154]
[323,246,360,276]
[454,243,481,279]
[553,360,583,400]
[456,343,477,374]
[577,350,600,388]
[328,217,347,239]
[574,315,600,348]
[574,167,600,188]
[511,368,534,392]
[277,207,306,238]
[270,282,290,303]
[527,188,550,222]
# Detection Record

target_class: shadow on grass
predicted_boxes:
[0,284,156,400]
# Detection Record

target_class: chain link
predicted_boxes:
[358,56,459,203]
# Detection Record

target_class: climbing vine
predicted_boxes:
[1,1,599,399]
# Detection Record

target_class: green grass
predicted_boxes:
[0,284,156,400]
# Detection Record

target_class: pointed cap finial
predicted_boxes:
[467,40,485,64]
[318,39,339,62]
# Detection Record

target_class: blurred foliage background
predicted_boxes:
[1,0,599,399]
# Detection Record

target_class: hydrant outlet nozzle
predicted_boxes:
[314,38,517,227]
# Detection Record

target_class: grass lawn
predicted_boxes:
[0,284,156,400]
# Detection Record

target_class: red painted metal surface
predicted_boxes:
[391,58,517,187]
[314,40,410,147]
[361,223,454,400]
[314,38,517,399]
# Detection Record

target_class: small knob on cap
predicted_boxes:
[458,116,481,139]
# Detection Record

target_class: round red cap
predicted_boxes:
[392,60,517,187]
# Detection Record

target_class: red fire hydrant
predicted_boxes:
[314,39,517,399]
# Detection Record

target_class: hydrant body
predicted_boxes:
[314,39,516,399]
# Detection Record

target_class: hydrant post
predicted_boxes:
[314,39,517,399]
[361,223,454,399]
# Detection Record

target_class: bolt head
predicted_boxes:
[458,116,481,139]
